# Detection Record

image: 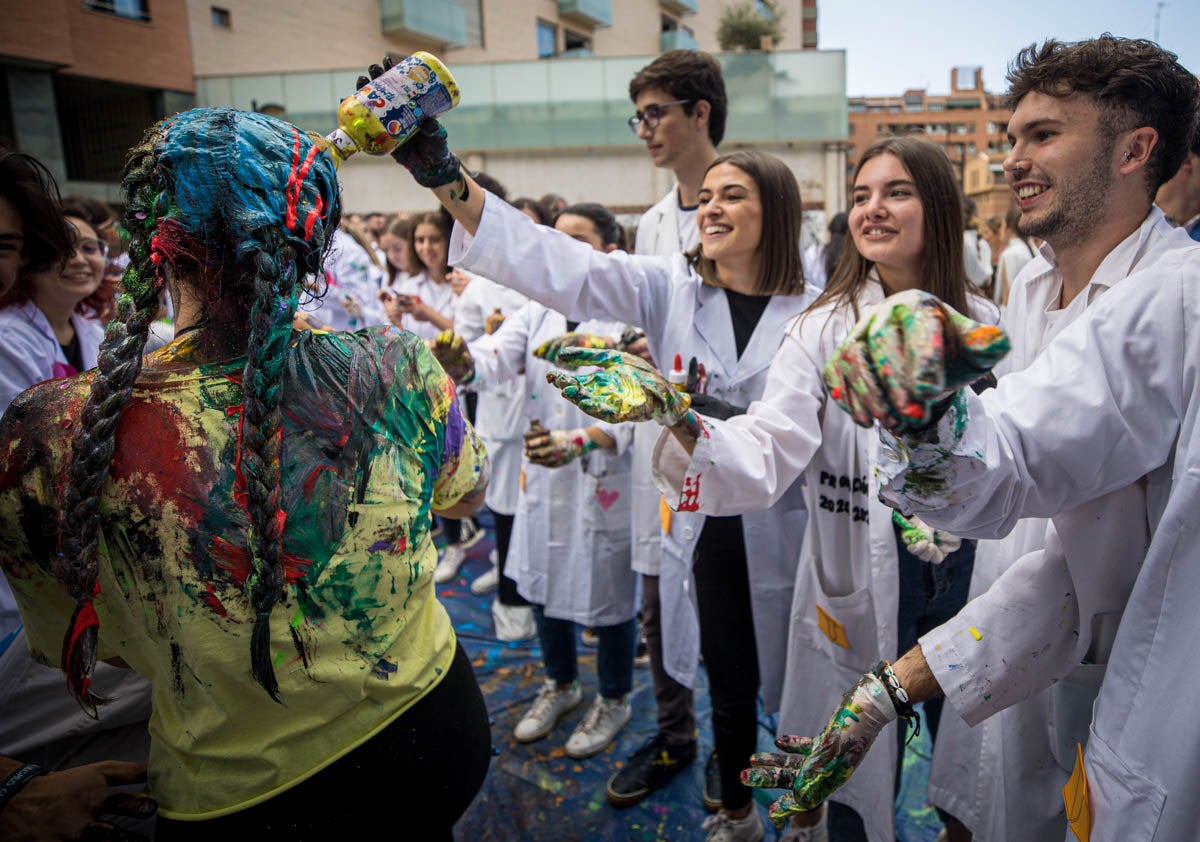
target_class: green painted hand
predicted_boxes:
[741,672,896,825]
[532,332,614,364]
[892,509,962,563]
[822,289,1010,433]
[543,347,691,426]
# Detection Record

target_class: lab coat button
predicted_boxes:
[682,526,694,540]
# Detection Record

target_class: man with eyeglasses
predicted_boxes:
[605,49,728,813]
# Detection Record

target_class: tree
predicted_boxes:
[716,0,784,52]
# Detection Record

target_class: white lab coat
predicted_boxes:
[653,278,997,842]
[386,271,457,341]
[630,186,701,577]
[301,228,388,331]
[469,300,635,626]
[451,194,810,712]
[876,238,1200,842]
[925,209,1180,841]
[454,273,529,516]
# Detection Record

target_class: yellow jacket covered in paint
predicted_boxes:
[0,326,487,819]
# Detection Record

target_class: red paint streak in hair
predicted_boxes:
[211,536,312,586]
[284,127,322,235]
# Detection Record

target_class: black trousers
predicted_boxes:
[492,511,527,606]
[155,643,490,841]
[692,515,760,812]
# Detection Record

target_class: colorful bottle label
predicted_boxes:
[326,52,461,160]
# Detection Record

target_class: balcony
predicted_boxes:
[558,0,612,29]
[659,0,698,14]
[660,28,698,52]
[380,0,466,49]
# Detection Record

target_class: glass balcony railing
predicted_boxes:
[194,49,847,150]
[557,0,613,28]
[379,0,466,48]
[660,28,699,52]
[660,0,698,15]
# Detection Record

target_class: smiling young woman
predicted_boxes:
[407,139,812,842]
[0,215,114,411]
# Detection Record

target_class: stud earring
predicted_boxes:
[1123,151,1132,163]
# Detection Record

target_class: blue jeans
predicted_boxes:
[531,605,636,700]
[828,525,976,842]
[895,521,975,830]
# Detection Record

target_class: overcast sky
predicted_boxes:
[818,0,1200,96]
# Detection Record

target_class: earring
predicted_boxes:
[1123,151,1132,163]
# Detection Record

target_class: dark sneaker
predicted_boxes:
[703,749,722,811]
[606,733,697,807]
[634,636,650,668]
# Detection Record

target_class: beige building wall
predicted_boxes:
[187,0,811,74]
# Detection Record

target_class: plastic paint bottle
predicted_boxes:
[324,52,461,163]
[668,353,688,392]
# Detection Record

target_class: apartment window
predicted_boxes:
[967,142,976,156]
[85,0,150,21]
[537,20,557,58]
[848,102,866,113]
[927,102,945,112]
[563,29,592,56]
[211,6,231,27]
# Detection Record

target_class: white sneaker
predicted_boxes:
[780,804,828,842]
[702,809,764,842]
[433,544,466,584]
[471,565,500,595]
[514,679,583,743]
[458,517,485,550]
[565,694,632,758]
[493,601,536,641]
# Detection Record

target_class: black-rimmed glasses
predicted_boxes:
[627,100,692,134]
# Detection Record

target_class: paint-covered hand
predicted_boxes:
[822,289,1010,434]
[429,330,475,385]
[616,326,655,364]
[543,347,692,427]
[533,332,614,364]
[523,426,597,468]
[742,673,897,825]
[358,57,461,188]
[892,510,962,564]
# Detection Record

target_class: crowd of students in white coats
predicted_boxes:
[2,33,1200,842]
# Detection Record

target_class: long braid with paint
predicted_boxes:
[55,136,167,714]
[241,239,302,700]
[53,108,339,709]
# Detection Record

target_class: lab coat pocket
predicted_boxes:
[1081,725,1166,840]
[806,568,878,672]
[1048,662,1106,772]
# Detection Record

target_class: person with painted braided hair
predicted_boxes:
[0,108,491,838]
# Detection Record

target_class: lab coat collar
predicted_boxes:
[1026,207,1170,305]
[691,281,736,382]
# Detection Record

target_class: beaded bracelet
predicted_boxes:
[0,763,47,813]
[872,660,921,743]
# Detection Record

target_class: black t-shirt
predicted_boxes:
[59,330,83,372]
[724,288,771,359]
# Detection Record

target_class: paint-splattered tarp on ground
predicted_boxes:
[443,523,943,841]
